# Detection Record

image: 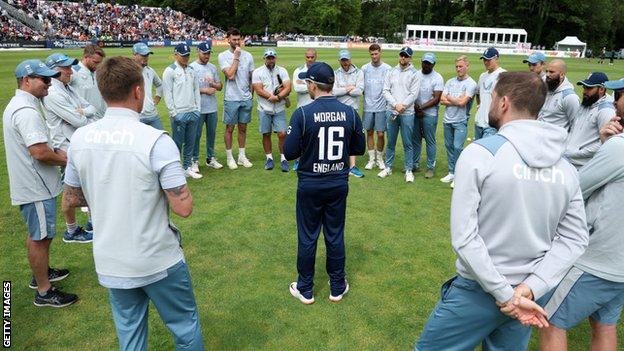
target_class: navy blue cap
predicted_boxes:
[523,52,546,64]
[45,53,78,68]
[421,52,436,64]
[297,62,335,85]
[577,72,609,88]
[399,46,413,57]
[198,41,212,53]
[480,47,499,60]
[133,42,153,55]
[604,78,624,91]
[15,59,60,78]
[174,43,191,56]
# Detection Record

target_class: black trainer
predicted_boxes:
[28,267,70,289]
[34,287,78,308]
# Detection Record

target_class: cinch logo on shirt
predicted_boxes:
[85,129,135,146]
[512,164,565,185]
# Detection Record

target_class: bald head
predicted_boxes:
[545,59,567,91]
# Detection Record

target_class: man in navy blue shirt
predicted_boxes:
[284,62,365,304]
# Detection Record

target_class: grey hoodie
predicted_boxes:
[538,78,579,130]
[383,63,420,113]
[451,120,588,302]
[333,64,364,110]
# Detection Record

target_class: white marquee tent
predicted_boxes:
[554,36,586,55]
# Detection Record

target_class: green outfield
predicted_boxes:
[0,46,621,350]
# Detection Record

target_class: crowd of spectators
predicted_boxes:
[2,0,225,41]
[1,8,45,40]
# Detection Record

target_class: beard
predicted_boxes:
[545,75,561,91]
[581,93,600,107]
[422,66,433,74]
[488,104,501,129]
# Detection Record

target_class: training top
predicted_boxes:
[564,95,615,168]
[218,49,254,101]
[333,64,364,111]
[140,65,164,118]
[576,134,624,283]
[442,76,477,124]
[293,64,314,108]
[538,78,579,130]
[162,61,201,117]
[383,63,420,113]
[451,120,588,303]
[190,61,220,114]
[3,89,63,205]
[415,69,444,116]
[362,61,392,113]
[43,78,96,150]
[67,107,185,279]
[252,64,290,113]
[475,67,506,128]
[70,61,106,119]
[284,95,365,184]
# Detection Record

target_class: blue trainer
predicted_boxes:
[349,166,364,178]
[63,227,93,243]
[281,160,289,172]
[293,160,299,171]
[265,158,274,170]
[85,220,93,234]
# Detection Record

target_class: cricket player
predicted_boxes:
[415,72,588,350]
[362,43,391,170]
[284,62,365,304]
[523,51,547,78]
[538,59,579,130]
[474,47,506,139]
[252,49,291,172]
[132,42,165,130]
[70,44,106,119]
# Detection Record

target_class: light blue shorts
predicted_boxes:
[363,111,387,132]
[19,197,57,241]
[258,110,287,134]
[544,267,624,329]
[415,275,535,351]
[223,99,252,125]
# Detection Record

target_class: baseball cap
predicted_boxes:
[577,72,609,87]
[198,41,212,53]
[174,43,191,56]
[298,62,335,85]
[604,78,624,91]
[399,46,413,57]
[523,52,546,64]
[338,50,351,60]
[133,42,153,56]
[263,49,277,58]
[421,52,436,64]
[16,59,60,78]
[45,53,78,68]
[480,47,499,60]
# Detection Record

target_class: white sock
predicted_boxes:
[376,149,384,159]
[226,149,233,161]
[66,222,77,234]
[280,154,286,162]
[266,153,273,160]
[239,148,246,159]
[368,149,375,161]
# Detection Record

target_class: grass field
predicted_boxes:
[0,46,621,350]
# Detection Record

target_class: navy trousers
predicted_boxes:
[296,181,349,297]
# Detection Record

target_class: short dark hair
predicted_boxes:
[84,43,105,58]
[97,56,143,103]
[368,44,381,52]
[315,82,333,92]
[227,27,241,37]
[494,72,547,117]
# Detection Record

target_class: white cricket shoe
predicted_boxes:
[405,170,414,183]
[450,180,455,189]
[440,173,455,183]
[227,158,238,170]
[237,156,253,168]
[289,282,314,305]
[184,168,203,179]
[206,157,223,169]
[329,280,350,302]
[377,168,392,178]
[191,160,200,173]
[364,159,375,170]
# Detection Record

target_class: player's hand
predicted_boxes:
[513,283,534,301]
[268,95,280,103]
[395,104,406,114]
[153,96,161,105]
[498,296,549,328]
[55,148,67,161]
[233,47,241,58]
[599,116,623,143]
[76,108,85,116]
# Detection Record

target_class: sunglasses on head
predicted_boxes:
[30,75,51,84]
